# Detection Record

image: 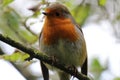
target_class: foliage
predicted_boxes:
[90,58,107,80]
[98,0,107,6]
[71,4,90,26]
[0,1,39,79]
[0,51,29,62]
[1,0,14,7]
[0,1,37,44]
[114,77,120,80]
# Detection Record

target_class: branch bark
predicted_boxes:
[0,34,90,80]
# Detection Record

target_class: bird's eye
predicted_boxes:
[55,12,60,16]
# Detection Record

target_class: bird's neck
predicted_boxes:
[42,18,79,45]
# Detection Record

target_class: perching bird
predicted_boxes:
[39,2,87,80]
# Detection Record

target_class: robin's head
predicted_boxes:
[42,3,79,45]
[42,2,71,19]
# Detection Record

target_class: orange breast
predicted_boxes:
[42,17,79,45]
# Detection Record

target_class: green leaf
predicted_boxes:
[98,0,107,6]
[1,51,30,62]
[91,58,103,72]
[0,8,38,44]
[18,29,38,44]
[0,9,20,41]
[2,0,14,7]
[90,58,107,79]
[72,4,90,26]
[114,77,120,80]
[33,11,41,17]
[116,14,120,20]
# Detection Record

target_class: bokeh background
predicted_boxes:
[0,0,120,80]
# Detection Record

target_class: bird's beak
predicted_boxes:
[42,12,47,15]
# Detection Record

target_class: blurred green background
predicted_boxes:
[0,0,120,80]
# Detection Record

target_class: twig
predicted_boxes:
[22,17,38,36]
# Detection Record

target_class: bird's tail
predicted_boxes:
[81,57,88,75]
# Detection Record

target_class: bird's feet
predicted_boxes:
[66,65,78,78]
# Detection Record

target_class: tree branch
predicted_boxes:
[0,34,90,80]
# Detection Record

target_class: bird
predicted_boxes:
[39,2,87,80]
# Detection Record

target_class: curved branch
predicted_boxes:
[0,34,90,80]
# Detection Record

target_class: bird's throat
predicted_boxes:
[42,18,79,45]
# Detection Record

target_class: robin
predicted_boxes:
[39,2,87,80]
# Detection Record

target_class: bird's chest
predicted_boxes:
[42,19,79,45]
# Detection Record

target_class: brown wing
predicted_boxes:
[76,24,83,34]
[81,57,87,75]
[76,24,88,76]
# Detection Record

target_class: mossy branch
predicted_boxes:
[0,34,90,80]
